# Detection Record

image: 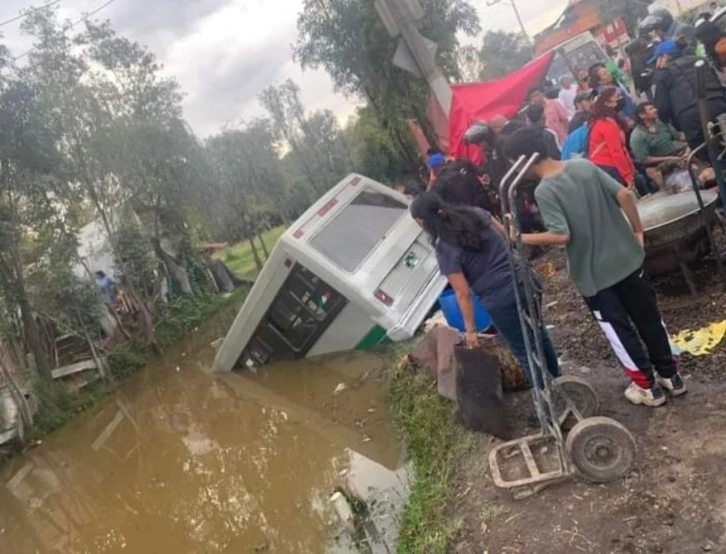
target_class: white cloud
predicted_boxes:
[0,0,566,136]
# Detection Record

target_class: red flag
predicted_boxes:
[448,52,556,163]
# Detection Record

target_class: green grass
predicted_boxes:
[388,351,474,554]
[216,226,287,280]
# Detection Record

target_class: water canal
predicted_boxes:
[0,314,407,553]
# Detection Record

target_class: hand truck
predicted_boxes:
[488,153,637,499]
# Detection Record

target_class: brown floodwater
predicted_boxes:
[0,314,407,553]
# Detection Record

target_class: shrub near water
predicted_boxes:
[27,289,247,442]
[388,357,472,554]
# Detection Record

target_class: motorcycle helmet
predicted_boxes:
[463,121,494,146]
[638,8,674,37]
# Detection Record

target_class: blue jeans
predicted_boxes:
[486,286,560,389]
[598,164,656,196]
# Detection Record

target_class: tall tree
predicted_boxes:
[204,121,286,271]
[21,8,158,346]
[294,0,480,162]
[478,31,532,81]
[0,76,70,378]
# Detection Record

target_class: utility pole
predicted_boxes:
[375,0,452,115]
[486,0,532,46]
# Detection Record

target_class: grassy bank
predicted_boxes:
[216,226,287,280]
[388,354,473,554]
[28,288,248,441]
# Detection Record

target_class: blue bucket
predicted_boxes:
[439,289,492,332]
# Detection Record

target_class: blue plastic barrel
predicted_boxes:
[439,289,492,332]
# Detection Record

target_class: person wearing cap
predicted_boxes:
[568,90,595,134]
[639,8,696,45]
[651,38,726,151]
[426,148,448,189]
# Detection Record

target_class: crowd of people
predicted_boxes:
[401,7,726,408]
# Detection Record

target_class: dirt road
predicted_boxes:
[449,250,726,554]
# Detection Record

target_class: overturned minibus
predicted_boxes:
[213,174,447,372]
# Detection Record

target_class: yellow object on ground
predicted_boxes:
[671,321,726,356]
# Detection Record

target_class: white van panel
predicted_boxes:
[306,302,373,358]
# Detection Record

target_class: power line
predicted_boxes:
[485,0,531,45]
[12,0,119,62]
[0,0,63,28]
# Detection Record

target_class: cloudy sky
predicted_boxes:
[0,0,568,136]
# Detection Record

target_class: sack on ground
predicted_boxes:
[455,345,508,439]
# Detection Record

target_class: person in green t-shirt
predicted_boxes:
[504,126,687,408]
[630,102,689,189]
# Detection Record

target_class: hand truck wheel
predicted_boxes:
[553,375,599,431]
[566,416,637,483]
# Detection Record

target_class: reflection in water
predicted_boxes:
[0,323,406,554]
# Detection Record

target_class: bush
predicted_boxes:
[31,378,109,438]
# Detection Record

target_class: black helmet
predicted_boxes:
[463,121,494,146]
[639,8,674,36]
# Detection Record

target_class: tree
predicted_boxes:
[294,0,480,165]
[478,31,532,81]
[204,120,286,272]
[21,8,160,346]
[343,106,409,184]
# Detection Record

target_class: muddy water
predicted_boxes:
[0,316,407,553]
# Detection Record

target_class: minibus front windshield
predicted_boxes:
[311,189,407,273]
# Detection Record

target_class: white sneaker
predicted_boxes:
[624,382,666,407]
[658,373,688,397]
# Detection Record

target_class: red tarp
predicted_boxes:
[447,52,556,163]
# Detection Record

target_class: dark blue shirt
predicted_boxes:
[435,209,520,309]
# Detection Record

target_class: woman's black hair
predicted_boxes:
[526,103,545,125]
[410,192,486,251]
[696,21,726,68]
[504,125,550,162]
[435,159,499,215]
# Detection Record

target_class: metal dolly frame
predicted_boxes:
[487,154,637,499]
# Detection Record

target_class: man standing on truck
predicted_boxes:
[505,126,687,407]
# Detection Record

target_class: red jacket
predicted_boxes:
[588,118,635,185]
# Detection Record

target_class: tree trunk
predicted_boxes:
[258,231,270,260]
[18,295,50,380]
[248,238,263,272]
